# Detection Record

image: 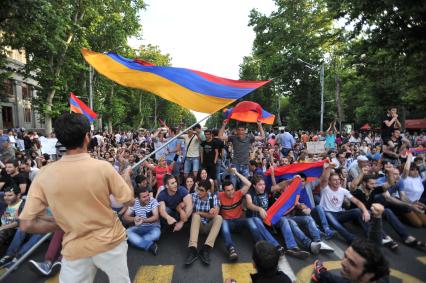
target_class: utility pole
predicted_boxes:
[89,65,94,131]
[320,62,324,132]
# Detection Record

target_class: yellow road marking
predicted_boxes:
[417,256,426,265]
[296,260,423,283]
[45,273,59,283]
[133,265,174,283]
[222,263,255,283]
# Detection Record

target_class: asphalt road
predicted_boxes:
[3,221,426,283]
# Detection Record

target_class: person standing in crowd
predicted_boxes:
[218,120,265,183]
[381,107,401,145]
[276,127,295,157]
[180,125,202,179]
[200,129,219,186]
[325,122,337,151]
[19,113,134,283]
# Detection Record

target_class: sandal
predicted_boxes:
[228,246,238,261]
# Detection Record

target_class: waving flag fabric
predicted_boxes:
[264,160,327,185]
[81,49,271,114]
[223,101,275,124]
[409,148,426,155]
[265,177,302,226]
[69,93,97,122]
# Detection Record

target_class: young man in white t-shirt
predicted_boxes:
[319,163,370,244]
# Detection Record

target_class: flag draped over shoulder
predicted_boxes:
[409,147,426,155]
[265,177,302,226]
[81,49,271,114]
[223,101,275,124]
[69,93,97,122]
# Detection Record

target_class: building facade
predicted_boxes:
[0,49,44,132]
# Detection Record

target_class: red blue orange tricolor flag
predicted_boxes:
[81,49,271,114]
[265,177,302,226]
[69,93,97,122]
[223,101,275,124]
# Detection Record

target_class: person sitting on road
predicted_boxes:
[28,230,64,276]
[312,203,390,283]
[124,187,161,255]
[157,174,193,232]
[185,180,222,266]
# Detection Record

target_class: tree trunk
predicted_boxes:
[44,89,56,135]
[137,93,144,129]
[334,73,344,131]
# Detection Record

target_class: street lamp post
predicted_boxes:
[297,58,325,132]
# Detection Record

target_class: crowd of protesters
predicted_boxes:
[0,106,424,283]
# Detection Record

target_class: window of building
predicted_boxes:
[1,79,14,97]
[22,83,32,100]
[24,108,32,123]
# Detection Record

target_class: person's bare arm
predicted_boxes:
[230,168,251,194]
[350,197,370,222]
[349,167,368,191]
[218,120,229,142]
[245,194,267,219]
[20,218,61,234]
[254,121,265,141]
[402,153,413,178]
[320,163,333,189]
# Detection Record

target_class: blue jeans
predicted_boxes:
[247,217,280,248]
[6,229,44,257]
[221,218,250,249]
[229,164,249,188]
[215,159,223,186]
[325,208,367,244]
[383,208,409,240]
[311,205,335,236]
[289,215,321,249]
[127,225,161,251]
[274,217,298,249]
[184,157,200,174]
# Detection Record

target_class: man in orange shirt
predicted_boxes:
[19,113,134,283]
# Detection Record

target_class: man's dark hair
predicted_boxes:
[362,175,376,184]
[54,113,90,150]
[170,127,177,135]
[252,241,279,274]
[4,183,20,195]
[134,186,149,197]
[198,179,211,191]
[204,129,212,134]
[222,180,234,190]
[298,173,307,181]
[212,129,219,136]
[193,124,201,130]
[5,160,19,167]
[350,239,389,281]
[249,160,258,167]
[135,174,147,184]
[163,174,176,187]
[392,128,400,134]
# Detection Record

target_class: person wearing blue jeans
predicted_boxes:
[0,228,44,268]
[124,187,161,255]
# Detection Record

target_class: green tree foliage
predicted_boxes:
[230,0,426,130]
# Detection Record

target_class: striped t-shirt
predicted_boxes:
[128,198,160,227]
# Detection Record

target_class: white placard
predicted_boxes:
[39,137,58,155]
[306,141,326,154]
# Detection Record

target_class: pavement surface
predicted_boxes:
[2,221,426,283]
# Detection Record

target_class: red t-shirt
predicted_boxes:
[218,190,244,220]
[154,165,173,188]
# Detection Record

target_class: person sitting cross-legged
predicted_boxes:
[157,174,193,232]
[123,187,161,255]
[185,180,222,266]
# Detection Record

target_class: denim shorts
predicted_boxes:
[184,157,200,174]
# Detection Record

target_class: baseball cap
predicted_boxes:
[357,155,369,162]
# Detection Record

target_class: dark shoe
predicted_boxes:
[29,260,52,276]
[0,255,14,268]
[185,247,198,266]
[311,259,327,282]
[287,247,310,259]
[199,245,211,265]
[51,260,62,275]
[276,246,285,256]
[324,230,337,240]
[148,243,159,256]
[228,246,238,262]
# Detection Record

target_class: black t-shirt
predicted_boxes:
[213,138,225,159]
[201,139,217,164]
[381,114,396,139]
[0,172,30,193]
[351,186,384,210]
[246,186,271,218]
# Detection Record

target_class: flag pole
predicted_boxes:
[132,114,212,170]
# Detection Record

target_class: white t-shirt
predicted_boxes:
[320,185,353,212]
[402,176,424,202]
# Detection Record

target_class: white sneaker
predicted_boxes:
[382,236,392,245]
[319,241,335,253]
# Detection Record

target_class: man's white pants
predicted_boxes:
[59,240,130,283]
